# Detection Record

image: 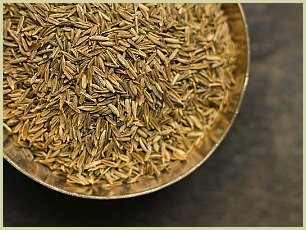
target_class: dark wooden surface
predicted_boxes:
[4,4,302,227]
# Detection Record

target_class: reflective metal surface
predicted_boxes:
[3,3,250,199]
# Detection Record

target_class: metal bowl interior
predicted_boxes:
[3,3,250,199]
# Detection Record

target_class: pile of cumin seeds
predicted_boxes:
[3,3,237,187]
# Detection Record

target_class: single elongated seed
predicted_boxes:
[78,106,95,111]
[157,49,168,66]
[106,50,119,66]
[100,12,111,21]
[138,3,150,12]
[144,90,154,103]
[98,130,106,148]
[137,129,148,138]
[125,99,131,115]
[108,104,119,117]
[100,41,115,46]
[152,135,161,143]
[117,54,129,68]
[131,100,138,118]
[164,38,181,43]
[21,120,29,140]
[16,16,25,33]
[58,21,74,27]
[139,138,148,152]
[90,36,109,41]
[3,123,12,133]
[169,48,179,61]
[4,42,18,47]
[10,57,27,64]
[104,79,115,93]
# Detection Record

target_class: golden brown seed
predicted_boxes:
[3,3,236,187]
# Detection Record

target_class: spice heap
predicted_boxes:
[3,3,236,187]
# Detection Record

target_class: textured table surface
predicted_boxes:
[4,4,302,227]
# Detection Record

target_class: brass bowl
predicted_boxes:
[3,3,250,199]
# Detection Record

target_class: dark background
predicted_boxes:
[4,4,303,227]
